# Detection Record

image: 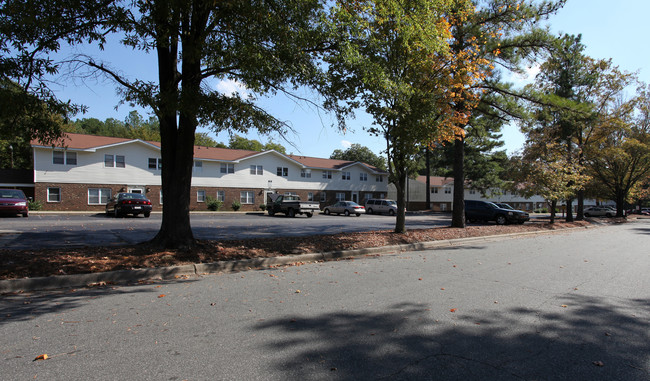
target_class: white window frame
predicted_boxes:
[193,161,203,174]
[376,175,383,182]
[159,190,163,205]
[148,158,162,170]
[47,187,61,202]
[250,165,263,175]
[322,170,332,179]
[336,192,346,202]
[88,188,111,205]
[197,190,206,203]
[444,187,452,194]
[364,193,372,201]
[431,187,439,194]
[320,192,327,202]
[220,163,234,174]
[105,154,125,168]
[307,192,314,201]
[276,167,288,177]
[301,169,312,178]
[360,173,368,181]
[240,191,255,204]
[342,171,351,180]
[469,189,476,195]
[217,190,225,202]
[53,151,77,165]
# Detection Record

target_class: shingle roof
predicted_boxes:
[416,176,454,186]
[32,133,387,173]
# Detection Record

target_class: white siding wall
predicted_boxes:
[34,144,163,186]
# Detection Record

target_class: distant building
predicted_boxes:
[30,133,388,211]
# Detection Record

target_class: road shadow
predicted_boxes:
[252,296,649,380]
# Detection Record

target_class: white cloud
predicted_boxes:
[215,79,251,98]
[508,64,541,87]
[341,140,352,149]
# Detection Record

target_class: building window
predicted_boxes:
[88,188,111,205]
[360,173,368,181]
[240,191,255,204]
[376,175,383,182]
[322,170,332,179]
[53,151,77,165]
[250,165,263,175]
[320,192,327,202]
[431,187,439,194]
[148,158,162,169]
[159,190,163,204]
[220,163,234,174]
[217,190,225,202]
[193,161,203,174]
[444,187,452,194]
[105,154,125,168]
[379,193,385,199]
[364,193,372,201]
[47,187,61,202]
[301,169,312,178]
[276,167,288,177]
[307,192,314,201]
[336,192,346,202]
[469,189,476,195]
[197,190,206,203]
[342,171,351,180]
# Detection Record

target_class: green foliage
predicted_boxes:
[205,196,222,212]
[28,199,42,211]
[228,135,286,153]
[231,200,242,212]
[259,203,267,211]
[330,144,386,170]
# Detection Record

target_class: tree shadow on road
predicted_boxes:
[253,295,649,380]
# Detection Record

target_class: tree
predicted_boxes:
[2,0,330,249]
[330,144,386,170]
[445,0,566,228]
[325,0,466,233]
[584,86,650,217]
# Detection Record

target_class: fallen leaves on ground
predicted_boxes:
[0,220,592,280]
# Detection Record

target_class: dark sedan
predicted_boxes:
[105,192,152,217]
[0,189,29,217]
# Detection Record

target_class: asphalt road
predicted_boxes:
[0,212,457,250]
[1,219,648,380]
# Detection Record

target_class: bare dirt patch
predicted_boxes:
[0,219,596,280]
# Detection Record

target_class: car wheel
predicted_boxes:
[113,207,120,218]
[288,208,296,217]
[495,215,507,225]
[268,210,275,216]
[356,213,361,217]
[584,213,590,217]
[324,208,330,215]
[344,210,350,216]
[22,212,28,217]
[144,212,151,218]
[306,213,313,218]
[389,209,395,216]
[605,213,613,218]
[367,208,373,215]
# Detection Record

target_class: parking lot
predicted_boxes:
[0,212,456,250]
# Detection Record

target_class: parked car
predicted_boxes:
[583,206,613,218]
[266,194,319,218]
[465,200,529,225]
[0,189,29,217]
[105,192,152,217]
[365,199,398,215]
[323,201,365,216]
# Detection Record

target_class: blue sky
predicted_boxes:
[51,0,650,159]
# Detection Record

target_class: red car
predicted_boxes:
[0,189,29,217]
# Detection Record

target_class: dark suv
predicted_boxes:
[465,200,529,225]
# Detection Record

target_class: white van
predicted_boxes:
[365,199,398,215]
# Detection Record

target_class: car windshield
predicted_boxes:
[486,202,499,209]
[120,193,147,200]
[0,190,26,199]
[387,201,396,206]
[499,204,515,210]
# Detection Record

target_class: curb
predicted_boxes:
[0,227,590,294]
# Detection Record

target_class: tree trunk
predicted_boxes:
[394,169,407,233]
[576,189,584,220]
[565,198,574,222]
[549,200,557,224]
[451,137,465,228]
[615,189,626,218]
[425,147,430,210]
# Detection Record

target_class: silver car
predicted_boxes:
[364,199,398,215]
[323,201,365,217]
[583,206,615,218]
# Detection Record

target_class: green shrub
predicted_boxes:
[231,200,241,211]
[259,203,267,211]
[28,199,43,211]
[206,196,222,211]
